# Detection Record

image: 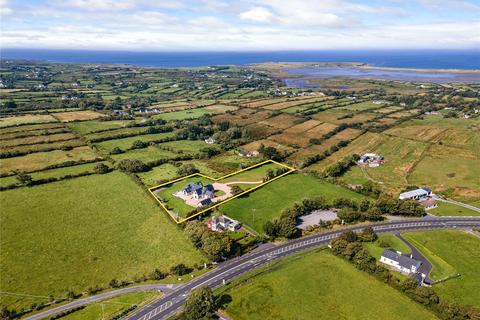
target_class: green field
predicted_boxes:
[154,108,215,121]
[94,132,176,152]
[218,162,286,184]
[0,172,204,310]
[219,249,437,320]
[219,173,368,234]
[158,139,218,155]
[364,234,411,260]
[67,120,134,134]
[402,230,480,307]
[110,146,179,163]
[428,202,480,217]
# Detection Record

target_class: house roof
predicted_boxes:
[199,198,212,206]
[382,249,422,270]
[399,188,430,199]
[421,199,437,207]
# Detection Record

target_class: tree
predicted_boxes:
[2,100,17,109]
[131,140,147,149]
[200,232,232,261]
[110,147,124,154]
[359,227,377,242]
[412,286,439,306]
[261,146,282,161]
[170,263,190,276]
[150,268,166,280]
[264,169,275,181]
[263,221,277,237]
[230,185,243,195]
[93,163,109,174]
[183,287,216,320]
[337,207,361,223]
[116,159,150,173]
[177,164,199,176]
[184,221,209,247]
[16,172,33,186]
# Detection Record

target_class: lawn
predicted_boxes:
[219,173,368,234]
[402,230,480,307]
[218,162,287,184]
[158,140,218,156]
[218,249,437,320]
[364,234,411,260]
[0,172,204,310]
[428,202,480,217]
[60,291,162,320]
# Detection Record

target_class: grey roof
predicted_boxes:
[399,188,430,199]
[381,249,422,270]
[199,198,212,206]
[183,182,203,193]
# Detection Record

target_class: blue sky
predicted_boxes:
[1,0,479,50]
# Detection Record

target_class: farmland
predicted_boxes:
[403,231,480,307]
[219,173,368,234]
[218,249,437,320]
[0,172,204,310]
[1,59,479,318]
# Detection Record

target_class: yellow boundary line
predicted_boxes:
[148,159,295,224]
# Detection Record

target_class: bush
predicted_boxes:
[116,159,150,173]
[110,147,124,154]
[93,163,110,174]
[170,263,191,276]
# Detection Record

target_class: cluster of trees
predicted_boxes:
[323,154,359,177]
[184,221,233,261]
[330,230,480,320]
[178,287,216,320]
[176,124,214,141]
[263,167,290,182]
[116,159,150,173]
[258,145,284,161]
[177,164,199,176]
[263,197,327,239]
[335,196,425,223]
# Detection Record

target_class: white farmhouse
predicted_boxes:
[380,249,422,274]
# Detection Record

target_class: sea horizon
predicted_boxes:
[1,48,479,70]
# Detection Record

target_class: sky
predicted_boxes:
[1,0,479,51]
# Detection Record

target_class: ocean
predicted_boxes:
[1,49,479,70]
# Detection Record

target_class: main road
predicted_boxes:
[128,217,480,320]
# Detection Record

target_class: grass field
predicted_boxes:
[158,140,218,155]
[428,202,480,216]
[218,162,285,184]
[154,108,215,121]
[110,146,179,163]
[364,234,411,260]
[0,114,57,128]
[402,230,480,307]
[219,249,437,320]
[67,120,135,134]
[94,132,176,153]
[0,146,100,174]
[219,173,367,234]
[52,111,105,122]
[0,172,204,310]
[60,291,162,320]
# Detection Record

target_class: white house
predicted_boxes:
[399,187,432,200]
[207,215,241,232]
[380,249,422,274]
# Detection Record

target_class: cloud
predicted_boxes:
[240,7,274,22]
[52,0,137,11]
[0,0,12,16]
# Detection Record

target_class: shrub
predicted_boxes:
[116,159,150,173]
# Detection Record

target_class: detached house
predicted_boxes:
[207,215,241,232]
[182,182,215,203]
[380,249,422,275]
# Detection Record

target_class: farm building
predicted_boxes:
[420,198,438,210]
[358,153,384,167]
[237,149,259,157]
[380,249,422,275]
[399,187,432,200]
[207,215,241,232]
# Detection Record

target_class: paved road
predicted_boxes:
[24,284,180,320]
[127,217,480,320]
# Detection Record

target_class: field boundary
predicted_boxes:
[148,159,295,224]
